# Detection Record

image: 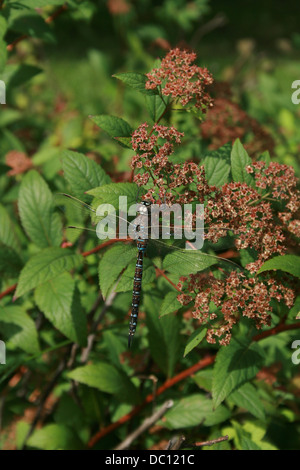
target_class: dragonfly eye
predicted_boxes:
[137,204,148,215]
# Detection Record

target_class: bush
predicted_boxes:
[0,0,299,451]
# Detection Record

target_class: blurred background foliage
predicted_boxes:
[0,0,300,451]
[1,0,300,193]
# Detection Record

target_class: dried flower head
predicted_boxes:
[201,97,275,157]
[145,48,214,112]
[177,272,295,346]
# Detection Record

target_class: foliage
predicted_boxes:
[0,0,300,452]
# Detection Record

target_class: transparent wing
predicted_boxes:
[54,193,242,276]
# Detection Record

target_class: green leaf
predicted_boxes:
[17,0,66,7]
[27,424,83,450]
[62,150,110,202]
[160,291,182,317]
[87,182,139,209]
[89,115,133,147]
[0,16,7,39]
[2,64,42,89]
[18,170,62,248]
[15,248,83,298]
[145,94,167,122]
[240,436,261,450]
[98,244,137,298]
[288,295,300,320]
[163,250,218,277]
[116,259,156,293]
[16,421,30,450]
[145,293,181,377]
[164,394,230,429]
[0,163,10,175]
[232,422,262,450]
[0,204,22,254]
[203,143,231,187]
[0,243,23,277]
[0,306,40,354]
[184,327,207,357]
[103,331,125,368]
[67,362,139,404]
[69,287,88,346]
[257,254,300,278]
[192,369,213,392]
[231,138,254,187]
[10,14,55,43]
[229,383,265,420]
[0,129,24,155]
[114,136,132,148]
[259,150,271,165]
[0,39,7,74]
[113,72,158,95]
[212,338,264,408]
[34,273,87,346]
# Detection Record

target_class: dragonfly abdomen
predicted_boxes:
[128,238,149,348]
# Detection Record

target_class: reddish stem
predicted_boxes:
[88,354,215,448]
[81,239,120,257]
[87,320,300,448]
[0,283,17,300]
[6,3,68,51]
[0,240,121,301]
[45,3,68,24]
[252,321,300,341]
[154,265,181,292]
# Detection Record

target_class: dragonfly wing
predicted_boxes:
[147,237,242,278]
[162,249,218,276]
[55,193,241,277]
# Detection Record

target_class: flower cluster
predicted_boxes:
[177,272,295,345]
[131,123,184,200]
[201,162,299,273]
[130,48,299,346]
[204,182,286,273]
[131,123,213,204]
[145,48,214,112]
[200,88,275,157]
[246,161,300,218]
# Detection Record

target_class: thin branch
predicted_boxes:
[87,354,215,448]
[252,321,300,341]
[0,283,17,300]
[88,319,300,447]
[191,13,228,46]
[80,289,117,363]
[45,3,68,24]
[81,238,120,257]
[190,434,229,448]
[114,400,174,450]
[6,3,68,52]
[0,239,120,302]
[154,265,181,292]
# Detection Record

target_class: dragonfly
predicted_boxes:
[55,193,242,347]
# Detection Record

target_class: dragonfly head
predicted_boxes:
[137,200,152,215]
